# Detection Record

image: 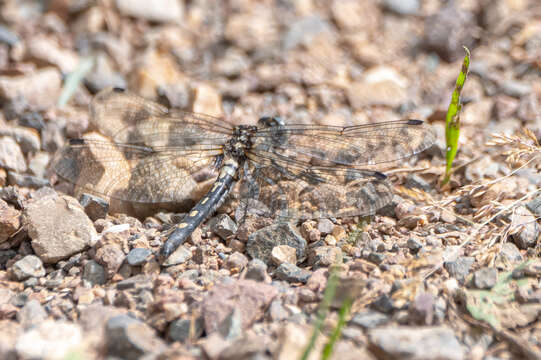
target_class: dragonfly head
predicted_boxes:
[258,116,285,128]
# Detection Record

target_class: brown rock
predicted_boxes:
[512,206,540,249]
[0,68,62,110]
[0,137,27,173]
[331,0,380,32]
[191,83,223,118]
[0,199,20,244]
[27,36,79,74]
[347,67,409,109]
[271,245,297,266]
[202,279,278,334]
[95,244,126,279]
[307,246,343,269]
[24,194,98,263]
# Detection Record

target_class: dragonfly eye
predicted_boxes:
[257,116,284,128]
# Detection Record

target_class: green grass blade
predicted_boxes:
[300,266,340,360]
[321,297,352,360]
[443,46,470,185]
[58,56,95,108]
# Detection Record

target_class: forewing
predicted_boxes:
[250,120,435,169]
[237,160,392,221]
[52,132,221,203]
[89,87,233,147]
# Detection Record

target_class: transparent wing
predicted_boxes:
[52,133,222,203]
[237,160,393,221]
[89,87,233,147]
[53,88,235,203]
[250,119,435,169]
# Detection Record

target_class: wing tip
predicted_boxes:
[407,119,424,125]
[374,171,387,180]
[68,138,86,145]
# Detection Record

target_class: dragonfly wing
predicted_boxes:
[89,87,232,147]
[251,119,435,169]
[52,133,221,204]
[238,159,392,221]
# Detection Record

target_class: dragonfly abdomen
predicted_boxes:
[160,158,238,258]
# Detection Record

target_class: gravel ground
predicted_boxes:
[0,0,540,359]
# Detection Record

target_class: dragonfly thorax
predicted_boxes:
[225,125,257,159]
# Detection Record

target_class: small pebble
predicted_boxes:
[10,255,45,281]
[126,248,152,266]
[473,267,498,290]
[274,263,311,284]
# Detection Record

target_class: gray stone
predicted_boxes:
[225,252,249,271]
[162,245,192,266]
[501,80,532,98]
[495,242,523,267]
[45,269,64,289]
[208,214,238,240]
[7,172,50,188]
[0,126,41,154]
[83,260,106,285]
[407,238,423,253]
[79,193,109,221]
[17,299,47,329]
[28,152,49,178]
[368,326,464,360]
[10,255,45,281]
[106,315,166,360]
[0,24,19,45]
[247,223,307,265]
[423,4,475,62]
[512,206,540,249]
[404,174,432,192]
[0,249,16,269]
[274,263,311,283]
[317,219,334,235]
[350,310,390,329]
[268,299,289,321]
[282,15,331,50]
[84,53,126,93]
[383,0,420,15]
[218,308,243,340]
[116,274,153,291]
[307,246,343,269]
[367,252,385,265]
[526,195,541,217]
[0,136,26,173]
[444,256,474,282]
[168,317,204,342]
[24,194,97,263]
[371,294,395,314]
[245,259,269,282]
[410,293,435,325]
[126,248,152,266]
[202,279,278,335]
[473,267,498,290]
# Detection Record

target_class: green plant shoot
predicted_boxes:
[300,266,340,360]
[443,46,470,185]
[58,56,95,108]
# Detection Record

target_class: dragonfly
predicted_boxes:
[52,87,436,260]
